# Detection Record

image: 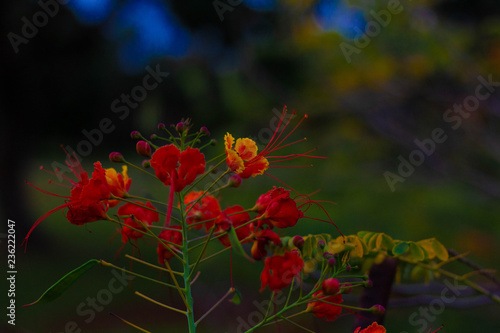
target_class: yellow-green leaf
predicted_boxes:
[432,239,449,261]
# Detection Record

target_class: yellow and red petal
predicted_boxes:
[226,148,245,174]
[239,156,269,178]
[224,133,235,151]
[235,138,258,161]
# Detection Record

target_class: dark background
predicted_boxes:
[2,0,500,332]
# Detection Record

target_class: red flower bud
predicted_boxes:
[322,278,340,295]
[200,126,210,136]
[369,304,385,316]
[136,141,152,157]
[130,131,141,139]
[109,152,125,163]
[176,122,185,133]
[292,235,305,250]
[228,174,242,188]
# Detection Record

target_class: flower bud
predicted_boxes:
[364,280,373,288]
[321,278,340,295]
[369,304,385,316]
[176,122,185,133]
[130,131,141,139]
[136,141,152,157]
[210,139,217,146]
[318,240,325,249]
[142,160,151,168]
[158,123,166,130]
[327,257,336,267]
[323,251,332,259]
[228,174,242,188]
[150,134,158,140]
[109,152,125,163]
[200,126,210,136]
[345,264,352,272]
[292,235,305,250]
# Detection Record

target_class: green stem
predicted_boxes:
[178,192,197,333]
[188,226,216,281]
[279,316,316,333]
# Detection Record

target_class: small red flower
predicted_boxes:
[157,226,183,265]
[251,229,282,260]
[118,201,159,242]
[354,322,386,333]
[184,191,221,231]
[255,187,304,228]
[260,250,304,292]
[150,144,205,192]
[216,205,252,248]
[307,291,343,321]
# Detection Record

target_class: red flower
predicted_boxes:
[184,191,221,231]
[24,157,120,246]
[354,322,386,333]
[150,144,205,192]
[260,251,304,292]
[216,205,252,248]
[157,226,183,265]
[118,201,159,242]
[307,291,343,321]
[251,229,282,260]
[255,187,303,229]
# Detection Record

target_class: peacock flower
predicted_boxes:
[105,166,131,207]
[216,205,253,248]
[307,291,343,321]
[157,226,183,265]
[150,144,206,192]
[354,322,386,333]
[184,191,221,231]
[224,106,324,179]
[118,201,159,242]
[260,250,304,292]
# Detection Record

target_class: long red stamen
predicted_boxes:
[22,202,72,251]
[260,106,290,156]
[267,113,307,155]
[25,180,70,198]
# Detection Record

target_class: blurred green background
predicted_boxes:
[2,0,500,332]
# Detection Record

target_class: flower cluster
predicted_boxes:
[25,108,391,332]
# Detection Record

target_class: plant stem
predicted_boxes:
[178,192,197,333]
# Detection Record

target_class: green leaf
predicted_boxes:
[409,242,426,262]
[392,241,409,256]
[24,259,99,307]
[228,226,254,262]
[432,239,449,261]
[229,288,242,305]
